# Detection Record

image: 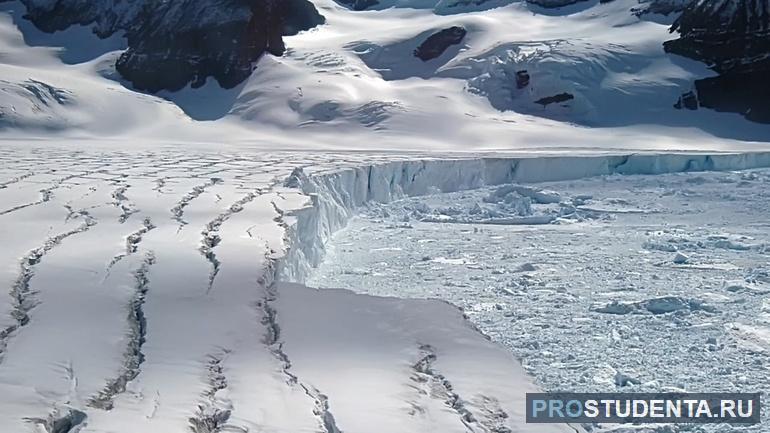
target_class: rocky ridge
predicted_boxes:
[11,0,324,92]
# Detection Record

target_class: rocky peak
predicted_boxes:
[666,0,770,70]
[664,0,770,123]
[413,26,467,61]
[17,0,324,92]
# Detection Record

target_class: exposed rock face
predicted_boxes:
[414,26,467,62]
[693,69,770,122]
[534,92,574,106]
[18,0,325,92]
[674,90,699,110]
[664,0,770,123]
[666,0,770,68]
[515,70,530,89]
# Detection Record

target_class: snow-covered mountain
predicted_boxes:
[6,0,324,91]
[0,0,769,147]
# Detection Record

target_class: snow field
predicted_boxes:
[0,147,586,433]
[3,0,770,149]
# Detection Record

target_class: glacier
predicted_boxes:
[2,0,770,430]
[275,151,770,282]
[308,165,770,431]
[1,147,770,432]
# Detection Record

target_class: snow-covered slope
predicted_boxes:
[5,0,324,92]
[1,0,770,148]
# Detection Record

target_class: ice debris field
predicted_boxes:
[1,147,770,433]
[310,169,770,433]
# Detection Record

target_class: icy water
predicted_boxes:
[309,169,770,432]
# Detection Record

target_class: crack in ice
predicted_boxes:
[105,217,156,276]
[111,183,138,224]
[24,408,87,433]
[259,284,343,433]
[188,350,239,433]
[412,345,478,432]
[0,170,36,189]
[170,178,223,229]
[90,252,156,410]
[200,191,260,294]
[0,166,110,217]
[0,210,97,362]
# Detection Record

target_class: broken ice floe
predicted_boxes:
[364,183,602,226]
[672,252,689,264]
[308,167,770,417]
[591,296,717,316]
[643,232,767,254]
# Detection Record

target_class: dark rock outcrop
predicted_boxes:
[535,92,574,107]
[664,0,770,123]
[665,0,770,69]
[674,90,699,110]
[515,70,530,89]
[693,67,770,123]
[18,0,325,92]
[414,26,467,62]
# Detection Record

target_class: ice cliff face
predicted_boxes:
[665,0,770,122]
[13,0,324,92]
[277,152,770,283]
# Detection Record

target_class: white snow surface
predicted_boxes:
[1,0,770,150]
[3,147,770,432]
[3,0,770,429]
[3,147,628,433]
